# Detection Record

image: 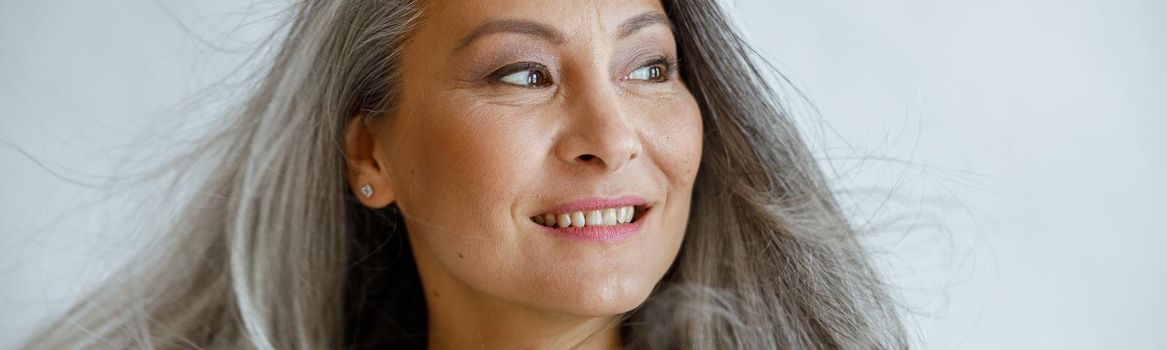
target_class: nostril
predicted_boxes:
[577,154,597,162]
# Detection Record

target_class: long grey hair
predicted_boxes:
[23,0,906,349]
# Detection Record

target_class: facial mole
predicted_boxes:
[458,252,464,258]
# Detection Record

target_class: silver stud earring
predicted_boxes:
[360,184,374,198]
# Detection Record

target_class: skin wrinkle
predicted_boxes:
[352,1,701,349]
[21,1,908,348]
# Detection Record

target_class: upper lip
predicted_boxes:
[534,195,650,216]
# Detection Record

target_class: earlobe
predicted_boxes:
[343,113,396,208]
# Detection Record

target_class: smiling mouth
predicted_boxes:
[531,205,648,228]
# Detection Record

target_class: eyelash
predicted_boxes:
[488,62,554,88]
[626,56,679,83]
[487,55,679,89]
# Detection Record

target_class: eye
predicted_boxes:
[490,62,553,88]
[628,65,665,82]
[625,56,676,82]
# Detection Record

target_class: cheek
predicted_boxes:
[642,93,704,188]
[641,92,701,274]
[394,100,544,217]
[387,97,549,288]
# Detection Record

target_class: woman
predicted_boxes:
[24,0,905,349]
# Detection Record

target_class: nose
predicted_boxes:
[553,85,642,173]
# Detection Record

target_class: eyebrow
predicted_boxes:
[617,11,670,39]
[452,11,672,52]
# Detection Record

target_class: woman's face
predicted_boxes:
[375,0,702,317]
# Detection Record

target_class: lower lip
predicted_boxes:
[538,210,648,243]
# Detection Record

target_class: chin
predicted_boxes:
[537,274,659,318]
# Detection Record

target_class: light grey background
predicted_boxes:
[2,0,1164,349]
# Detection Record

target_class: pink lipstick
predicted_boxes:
[530,196,651,242]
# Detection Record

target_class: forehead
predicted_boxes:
[420,0,667,41]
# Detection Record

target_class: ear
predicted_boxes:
[343,113,395,208]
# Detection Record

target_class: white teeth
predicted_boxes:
[587,210,602,226]
[571,212,586,228]
[557,213,571,228]
[535,206,638,228]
